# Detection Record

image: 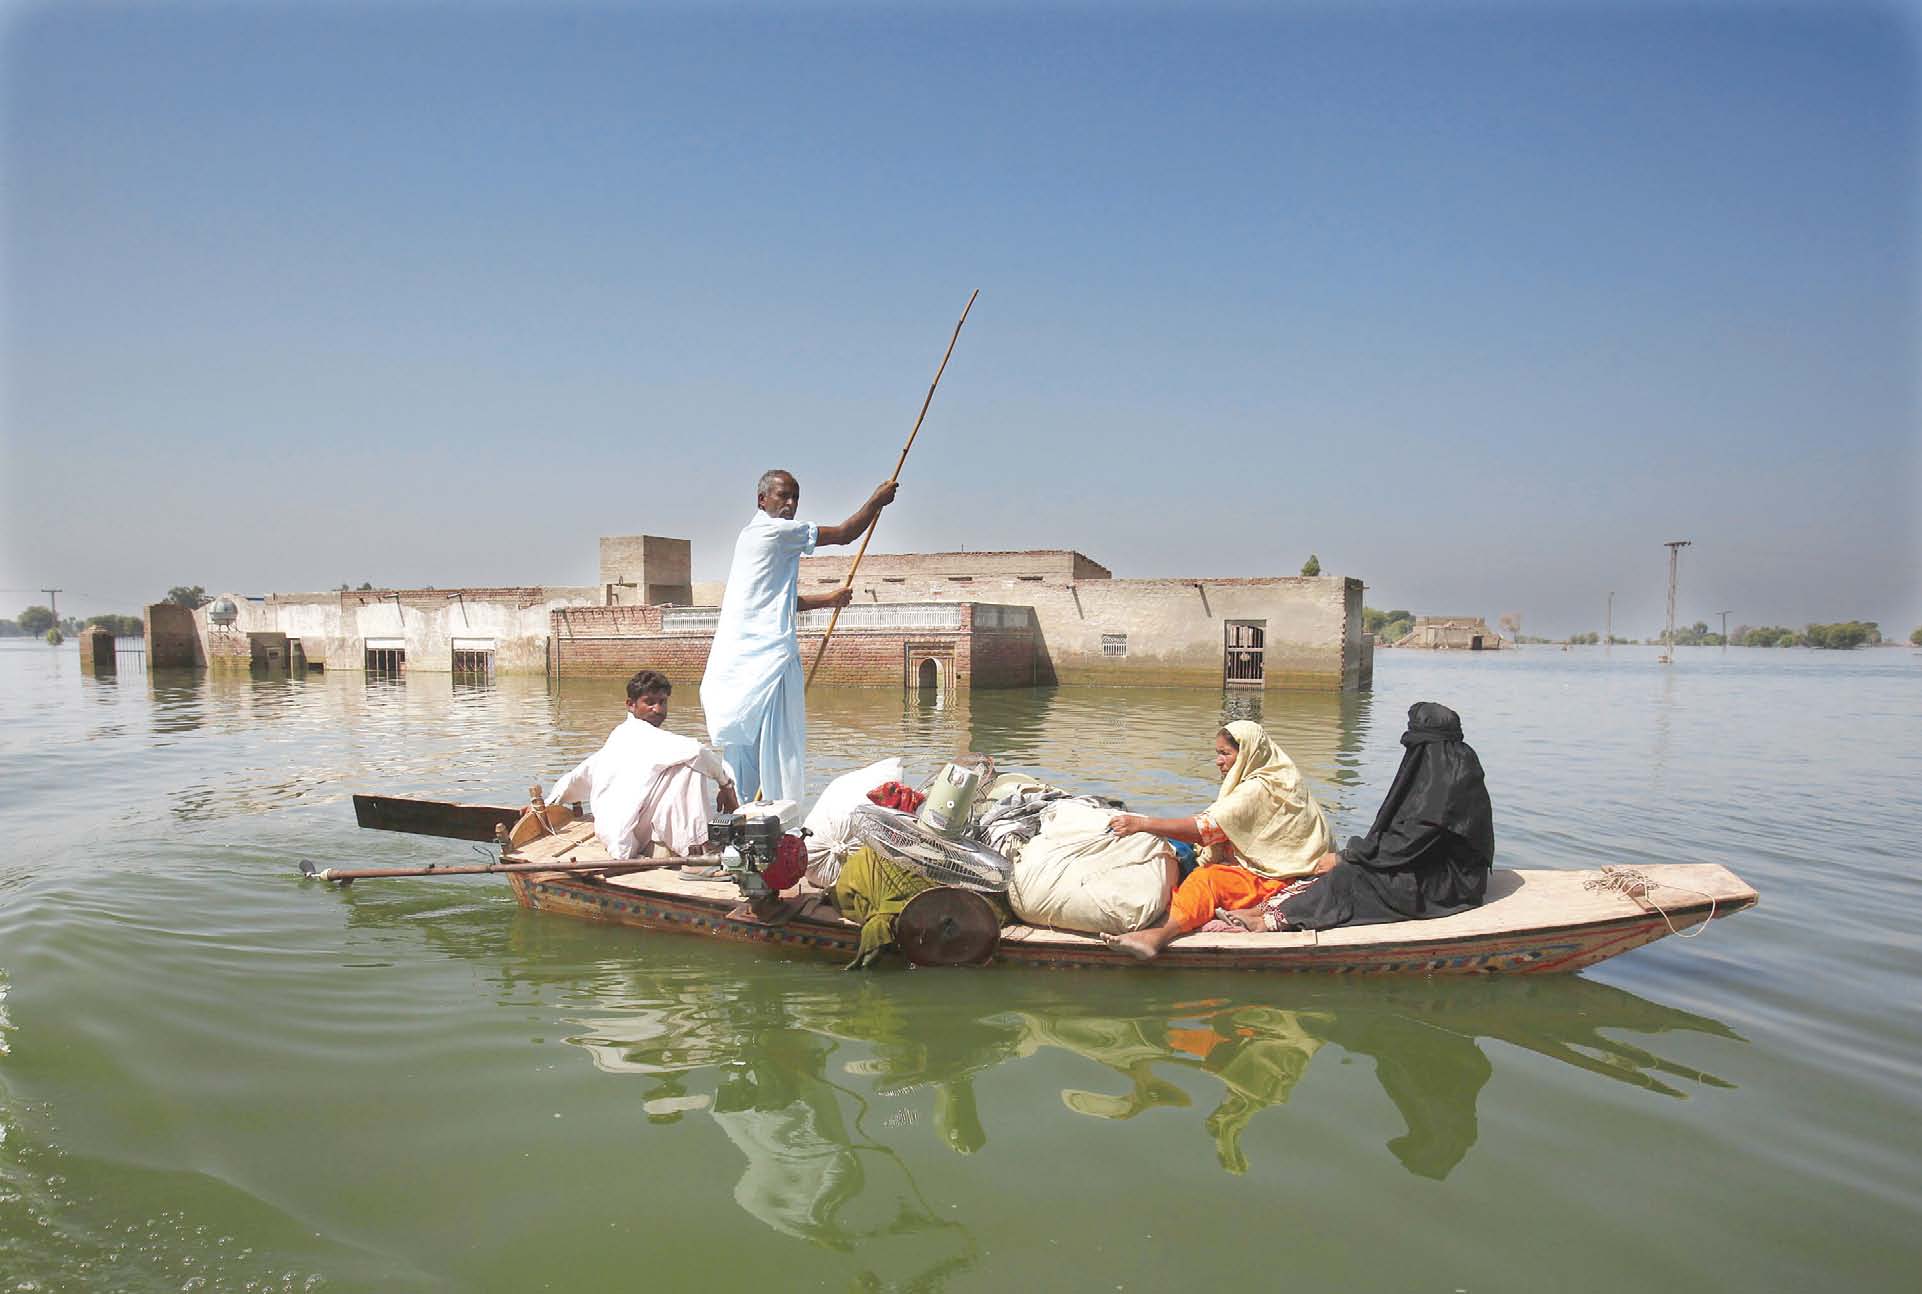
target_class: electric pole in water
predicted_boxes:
[1661,541,1691,663]
[1606,591,1614,654]
[41,588,62,628]
[1718,609,1731,650]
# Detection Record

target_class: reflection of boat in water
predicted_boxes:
[505,820,1756,973]
[1000,977,1743,1179]
[555,969,1743,1217]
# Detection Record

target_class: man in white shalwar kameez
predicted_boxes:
[548,670,738,859]
[700,470,898,802]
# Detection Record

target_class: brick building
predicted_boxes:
[166,535,1370,692]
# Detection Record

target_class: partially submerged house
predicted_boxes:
[164,537,1372,692]
[1402,616,1504,651]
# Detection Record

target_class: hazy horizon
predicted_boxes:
[4,1,1917,640]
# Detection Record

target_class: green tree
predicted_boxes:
[0,619,19,638]
[86,614,144,636]
[1804,621,1878,650]
[1300,554,1321,577]
[166,585,211,609]
[1362,607,1414,642]
[1911,626,1922,646]
[44,627,62,645]
[16,605,55,635]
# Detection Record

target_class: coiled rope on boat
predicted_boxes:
[1583,865,1718,939]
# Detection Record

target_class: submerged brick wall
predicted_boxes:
[548,602,1037,689]
[145,603,203,669]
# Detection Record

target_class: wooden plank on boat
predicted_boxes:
[353,793,526,842]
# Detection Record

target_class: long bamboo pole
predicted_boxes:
[806,289,979,691]
[299,857,686,884]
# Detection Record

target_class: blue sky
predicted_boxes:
[3,0,1916,638]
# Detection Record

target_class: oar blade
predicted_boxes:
[353,794,524,842]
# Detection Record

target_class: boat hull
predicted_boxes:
[505,846,1756,974]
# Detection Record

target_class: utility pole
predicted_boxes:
[1718,609,1731,650]
[1661,541,1691,663]
[41,588,62,628]
[1606,591,1614,654]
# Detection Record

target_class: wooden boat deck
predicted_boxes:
[503,822,1757,974]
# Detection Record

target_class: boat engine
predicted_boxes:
[708,808,807,915]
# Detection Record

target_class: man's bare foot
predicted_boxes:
[1213,906,1263,932]
[1101,931,1161,962]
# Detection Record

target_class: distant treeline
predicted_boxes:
[1363,607,1415,642]
[1725,621,1884,649]
[1641,620,1889,649]
[2,609,145,638]
[1424,621,1903,650]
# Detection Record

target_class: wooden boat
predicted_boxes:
[500,818,1757,974]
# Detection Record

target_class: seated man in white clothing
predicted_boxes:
[547,670,740,860]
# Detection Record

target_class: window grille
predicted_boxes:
[1102,633,1128,657]
[452,648,495,678]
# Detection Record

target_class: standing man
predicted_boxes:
[701,470,899,802]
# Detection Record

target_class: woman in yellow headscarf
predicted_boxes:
[1102,720,1334,961]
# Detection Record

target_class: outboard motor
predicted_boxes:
[707,802,806,918]
[709,810,788,903]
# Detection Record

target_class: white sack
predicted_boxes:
[1009,800,1172,935]
[801,757,906,887]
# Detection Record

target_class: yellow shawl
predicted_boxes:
[1203,720,1332,879]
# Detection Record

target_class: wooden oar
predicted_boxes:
[353,793,527,842]
[806,289,979,690]
[299,857,691,885]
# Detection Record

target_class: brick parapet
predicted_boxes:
[548,601,1038,689]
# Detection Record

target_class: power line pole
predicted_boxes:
[1718,609,1731,650]
[41,588,62,627]
[1661,541,1691,663]
[1606,591,1614,654]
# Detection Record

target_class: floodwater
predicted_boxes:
[1,640,1918,1292]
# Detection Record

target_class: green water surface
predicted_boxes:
[1,642,1917,1291]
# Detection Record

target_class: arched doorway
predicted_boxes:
[904,644,954,701]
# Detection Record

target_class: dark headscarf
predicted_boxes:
[1341,701,1494,872]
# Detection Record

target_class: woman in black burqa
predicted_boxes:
[1222,701,1495,933]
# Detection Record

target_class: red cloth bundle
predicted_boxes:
[866,781,927,813]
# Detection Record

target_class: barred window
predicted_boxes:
[1101,633,1128,657]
